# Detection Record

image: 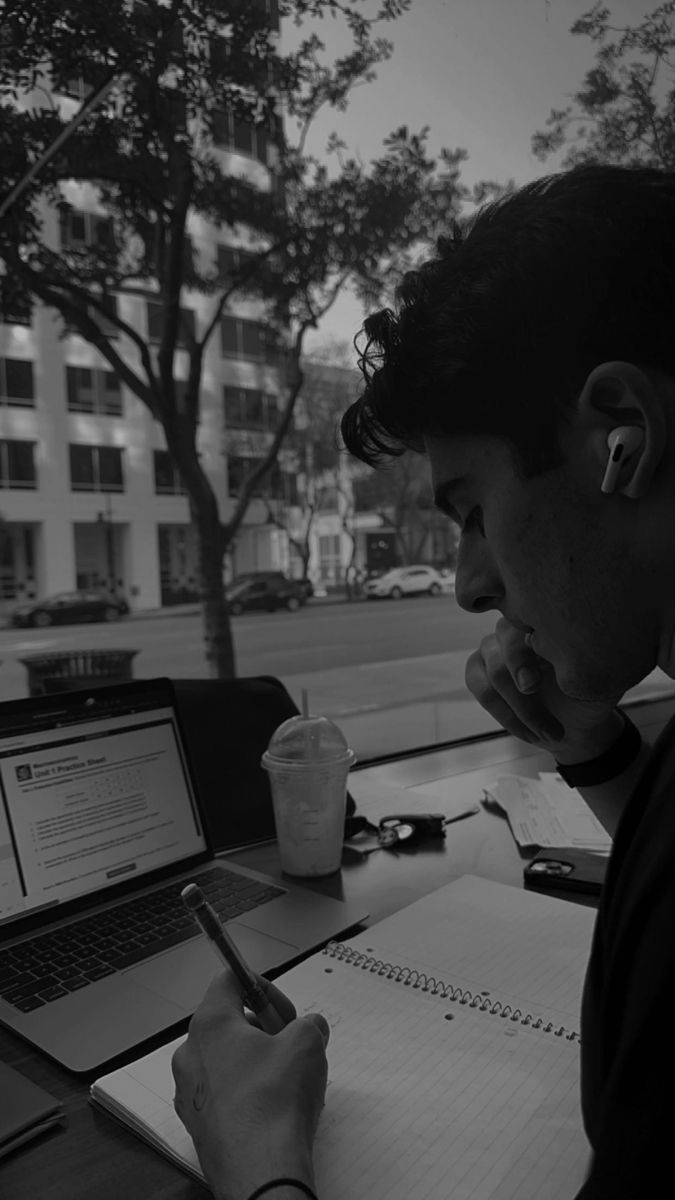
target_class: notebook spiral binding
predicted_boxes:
[323,942,580,1043]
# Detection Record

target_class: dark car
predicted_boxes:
[10,591,130,628]
[225,573,307,615]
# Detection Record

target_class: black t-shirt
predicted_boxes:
[576,712,675,1197]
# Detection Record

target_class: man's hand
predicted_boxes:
[465,617,624,763]
[172,968,329,1200]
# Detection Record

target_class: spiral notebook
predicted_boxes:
[90,875,596,1199]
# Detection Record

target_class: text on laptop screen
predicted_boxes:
[0,701,207,924]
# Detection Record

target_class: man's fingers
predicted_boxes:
[303,1011,330,1047]
[255,975,297,1025]
[465,642,564,744]
[191,967,258,1030]
[195,969,301,1037]
[493,618,543,694]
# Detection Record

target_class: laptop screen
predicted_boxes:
[0,682,207,928]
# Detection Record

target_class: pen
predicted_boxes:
[181,883,287,1034]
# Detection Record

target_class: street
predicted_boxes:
[0,597,673,760]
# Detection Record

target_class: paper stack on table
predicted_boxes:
[484,772,612,851]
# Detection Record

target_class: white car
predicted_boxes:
[364,565,453,599]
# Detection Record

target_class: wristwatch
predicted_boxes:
[555,709,643,788]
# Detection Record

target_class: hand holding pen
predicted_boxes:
[181,883,287,1033]
[172,886,329,1200]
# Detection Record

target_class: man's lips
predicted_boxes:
[506,618,534,635]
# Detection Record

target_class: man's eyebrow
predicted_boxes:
[433,477,469,517]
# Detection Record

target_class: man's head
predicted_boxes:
[340,163,675,700]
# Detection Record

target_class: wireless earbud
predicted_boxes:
[600,426,644,495]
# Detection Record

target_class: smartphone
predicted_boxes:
[523,848,607,896]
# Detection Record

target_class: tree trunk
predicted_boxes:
[195,513,236,678]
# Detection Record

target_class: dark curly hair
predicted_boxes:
[341,163,675,479]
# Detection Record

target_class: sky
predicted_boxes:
[283,0,658,356]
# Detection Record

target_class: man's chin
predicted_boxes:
[555,663,636,706]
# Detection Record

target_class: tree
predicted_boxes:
[352,453,458,569]
[532,2,675,169]
[263,348,359,585]
[0,0,469,677]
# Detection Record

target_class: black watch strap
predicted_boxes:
[555,710,643,788]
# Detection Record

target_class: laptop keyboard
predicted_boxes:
[0,867,284,1013]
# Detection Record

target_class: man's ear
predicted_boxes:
[575,360,667,499]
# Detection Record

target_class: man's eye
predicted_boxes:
[463,507,485,535]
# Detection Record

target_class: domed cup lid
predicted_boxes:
[263,714,353,764]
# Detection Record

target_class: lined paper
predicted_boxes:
[346,874,596,1028]
[90,875,594,1198]
[287,954,589,1200]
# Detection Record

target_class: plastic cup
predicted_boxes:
[261,714,355,877]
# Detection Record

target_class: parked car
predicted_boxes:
[10,591,130,628]
[363,565,452,599]
[225,573,308,615]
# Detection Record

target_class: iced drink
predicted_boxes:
[261,714,355,877]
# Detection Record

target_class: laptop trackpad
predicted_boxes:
[129,925,299,1011]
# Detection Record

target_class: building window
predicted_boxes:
[146,300,196,347]
[59,74,95,101]
[66,366,123,415]
[153,450,186,495]
[223,386,280,430]
[0,281,32,326]
[141,221,193,277]
[318,486,339,512]
[252,0,280,29]
[220,316,280,363]
[211,108,280,167]
[319,533,342,583]
[227,455,264,497]
[60,209,115,251]
[227,455,294,501]
[0,440,37,489]
[64,293,119,340]
[69,444,124,492]
[0,359,34,407]
[216,243,256,284]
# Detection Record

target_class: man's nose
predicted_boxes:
[454,550,504,615]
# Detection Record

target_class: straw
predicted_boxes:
[301,688,314,760]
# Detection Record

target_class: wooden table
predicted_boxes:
[2,695,673,1200]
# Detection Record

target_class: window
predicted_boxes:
[227,455,295,501]
[154,450,186,495]
[318,534,342,582]
[224,386,279,430]
[0,440,37,489]
[227,455,264,497]
[64,293,119,340]
[59,75,95,101]
[251,0,280,31]
[318,486,338,512]
[221,316,280,363]
[146,301,196,348]
[216,244,256,284]
[211,108,280,167]
[0,281,32,326]
[56,58,104,101]
[69,444,124,492]
[141,222,193,277]
[0,359,34,406]
[60,210,115,251]
[209,34,280,88]
[66,366,123,415]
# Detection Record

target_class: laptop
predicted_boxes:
[0,678,367,1073]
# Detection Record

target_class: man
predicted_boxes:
[172,163,675,1198]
